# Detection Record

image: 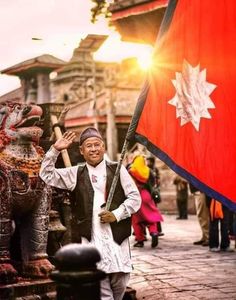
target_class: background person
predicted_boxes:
[173,175,189,220]
[146,156,164,236]
[209,199,233,252]
[128,155,163,248]
[189,183,209,246]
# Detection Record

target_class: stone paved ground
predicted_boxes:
[129,214,236,300]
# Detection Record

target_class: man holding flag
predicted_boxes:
[40,128,141,300]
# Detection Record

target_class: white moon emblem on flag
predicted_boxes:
[168,60,217,131]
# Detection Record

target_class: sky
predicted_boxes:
[0,0,153,96]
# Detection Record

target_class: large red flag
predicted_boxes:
[128,0,236,211]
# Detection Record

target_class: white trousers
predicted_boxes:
[100,272,130,300]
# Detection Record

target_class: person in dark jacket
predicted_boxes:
[146,156,164,235]
[173,175,189,220]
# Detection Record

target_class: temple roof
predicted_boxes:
[109,0,167,44]
[0,87,24,104]
[54,35,108,82]
[109,0,167,18]
[76,34,108,53]
[1,54,66,76]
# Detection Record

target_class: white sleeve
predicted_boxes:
[39,146,78,191]
[112,164,141,222]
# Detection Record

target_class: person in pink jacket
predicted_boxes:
[128,155,164,248]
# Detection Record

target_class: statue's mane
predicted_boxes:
[0,130,11,150]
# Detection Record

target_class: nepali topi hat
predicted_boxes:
[79,127,103,145]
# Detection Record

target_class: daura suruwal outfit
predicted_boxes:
[39,131,141,300]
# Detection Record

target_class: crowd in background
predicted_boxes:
[173,174,236,252]
[126,152,236,252]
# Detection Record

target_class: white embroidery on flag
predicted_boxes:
[168,60,217,131]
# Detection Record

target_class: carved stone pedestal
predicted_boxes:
[0,278,56,300]
[0,277,136,299]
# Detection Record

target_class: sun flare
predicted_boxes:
[94,33,153,69]
[137,53,153,71]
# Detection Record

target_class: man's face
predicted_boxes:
[80,137,105,166]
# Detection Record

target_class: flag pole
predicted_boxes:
[105,81,150,211]
[105,138,129,211]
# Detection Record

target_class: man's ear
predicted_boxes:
[79,146,83,155]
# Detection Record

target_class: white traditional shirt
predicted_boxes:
[39,146,141,274]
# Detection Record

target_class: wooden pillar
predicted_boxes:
[92,60,99,130]
[105,65,119,161]
[106,87,118,161]
[37,73,51,104]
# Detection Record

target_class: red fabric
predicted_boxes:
[132,188,162,241]
[132,219,157,241]
[134,189,163,223]
[210,199,224,221]
[135,0,236,207]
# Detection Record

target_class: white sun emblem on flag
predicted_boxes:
[168,60,217,131]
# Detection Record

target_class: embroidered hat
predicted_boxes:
[129,155,150,183]
[79,127,103,145]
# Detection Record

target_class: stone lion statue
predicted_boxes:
[0,102,54,284]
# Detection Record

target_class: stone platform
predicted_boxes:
[129,214,236,300]
[0,278,56,300]
[0,275,135,299]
